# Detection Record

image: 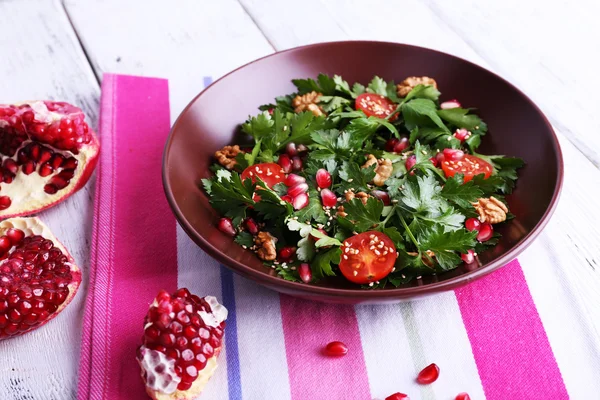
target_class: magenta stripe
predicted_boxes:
[77,74,177,399]
[455,259,568,399]
[280,295,371,400]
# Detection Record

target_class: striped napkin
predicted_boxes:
[77,74,570,400]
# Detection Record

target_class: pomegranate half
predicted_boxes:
[137,288,228,400]
[0,217,82,339]
[0,101,100,218]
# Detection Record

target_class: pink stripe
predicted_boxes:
[456,259,568,399]
[280,295,371,400]
[77,74,176,399]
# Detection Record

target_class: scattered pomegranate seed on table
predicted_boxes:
[323,341,348,357]
[455,393,471,400]
[416,363,440,384]
[385,392,409,400]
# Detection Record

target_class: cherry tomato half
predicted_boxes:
[339,231,397,284]
[241,162,286,188]
[355,93,398,120]
[441,154,493,183]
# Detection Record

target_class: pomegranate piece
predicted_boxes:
[292,193,309,210]
[417,363,440,384]
[287,182,309,198]
[320,188,337,207]
[286,142,298,156]
[371,189,390,206]
[315,168,332,189]
[138,288,227,399]
[278,154,292,174]
[453,128,471,142]
[0,101,100,218]
[298,263,312,283]
[386,393,409,400]
[278,246,296,260]
[217,218,236,237]
[0,217,81,340]
[455,393,471,400]
[291,156,303,171]
[244,218,258,235]
[284,173,306,187]
[477,223,494,242]
[443,148,465,161]
[324,341,348,357]
[461,249,475,264]
[405,155,416,171]
[465,217,481,232]
[393,137,410,153]
[385,138,399,152]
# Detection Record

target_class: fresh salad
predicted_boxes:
[202,74,524,288]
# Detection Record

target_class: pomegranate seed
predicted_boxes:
[385,393,409,400]
[477,223,493,242]
[217,218,236,236]
[38,163,54,177]
[281,195,293,204]
[393,137,410,153]
[440,99,461,109]
[385,138,399,152]
[417,363,440,384]
[320,188,337,207]
[291,156,303,171]
[279,246,296,260]
[465,218,481,232]
[286,142,298,156]
[278,154,292,174]
[429,156,439,167]
[0,197,11,210]
[244,218,258,235]
[461,249,475,264]
[315,168,332,189]
[298,263,312,283]
[288,182,309,198]
[405,155,416,171]
[455,393,470,400]
[267,108,274,115]
[453,128,471,142]
[297,144,308,153]
[443,148,464,161]
[292,193,309,210]
[324,341,348,357]
[435,152,445,165]
[284,174,306,187]
[371,190,390,205]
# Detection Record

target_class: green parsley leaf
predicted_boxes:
[234,231,254,248]
[202,172,255,225]
[275,265,301,282]
[294,189,328,224]
[242,111,274,139]
[418,226,477,269]
[338,197,384,232]
[339,161,376,192]
[311,247,341,279]
[437,108,485,131]
[403,84,441,102]
[292,73,336,95]
[440,174,483,210]
[366,76,388,95]
[319,95,351,113]
[296,236,315,261]
[402,99,449,132]
[352,82,366,96]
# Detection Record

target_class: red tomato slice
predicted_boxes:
[355,93,398,120]
[241,162,286,188]
[338,231,397,284]
[441,154,493,183]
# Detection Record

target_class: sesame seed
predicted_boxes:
[327,222,331,226]
[447,136,452,141]
[266,170,273,176]
[369,282,374,287]
[416,276,422,279]
[283,265,288,269]
[369,245,375,250]
[249,171,253,176]
[391,267,396,272]
[374,250,381,256]
[401,274,406,278]
[242,245,247,249]
[392,199,398,204]
[382,251,388,255]
[352,231,358,235]
[345,247,350,253]
[274,261,279,265]
[353,271,358,276]
[281,262,287,267]
[421,150,427,155]
[343,255,348,260]
[283,126,288,131]
[348,179,354,182]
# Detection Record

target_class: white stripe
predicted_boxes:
[177,225,229,400]
[519,238,600,398]
[411,293,486,399]
[356,303,422,399]
[234,275,292,399]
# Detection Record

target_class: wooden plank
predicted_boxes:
[0,0,100,399]
[64,0,275,117]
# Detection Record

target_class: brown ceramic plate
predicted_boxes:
[163,41,563,303]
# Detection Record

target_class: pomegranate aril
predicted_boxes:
[178,381,192,391]
[461,249,475,264]
[244,218,259,235]
[49,154,65,169]
[217,218,236,236]
[465,218,481,232]
[299,263,312,283]
[371,190,390,205]
[443,148,464,161]
[477,223,493,242]
[385,393,409,400]
[455,393,470,400]
[38,163,54,177]
[291,156,303,171]
[320,188,337,207]
[385,138,399,152]
[324,341,348,357]
[278,154,293,174]
[287,182,309,198]
[292,192,309,210]
[0,237,11,255]
[315,168,332,189]
[453,128,471,142]
[417,363,440,384]
[284,173,306,187]
[393,137,410,153]
[440,99,461,109]
[281,195,293,203]
[286,142,298,156]
[279,246,296,260]
[0,197,11,211]
[429,156,439,167]
[3,159,17,174]
[62,157,78,170]
[22,161,36,175]
[405,155,416,171]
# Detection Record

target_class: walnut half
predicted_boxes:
[472,197,509,224]
[214,145,241,170]
[292,91,324,116]
[361,154,393,186]
[396,76,438,97]
[255,231,277,261]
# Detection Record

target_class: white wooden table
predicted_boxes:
[1,0,600,398]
